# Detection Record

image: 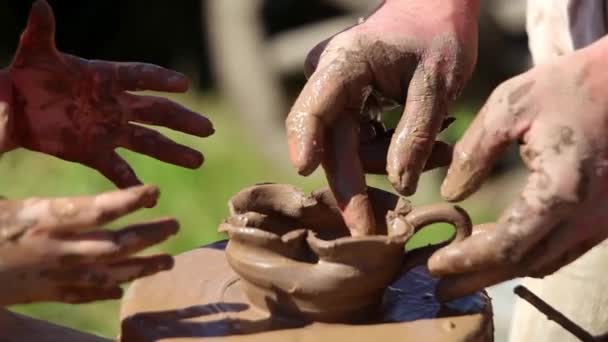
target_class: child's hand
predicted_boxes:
[0,185,177,305]
[4,0,214,188]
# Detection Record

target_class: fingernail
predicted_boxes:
[294,152,315,176]
[158,256,174,270]
[440,156,477,202]
[163,219,180,236]
[441,169,469,202]
[427,251,445,275]
[108,287,124,299]
[167,74,189,90]
[135,185,160,207]
[390,171,418,196]
[139,185,160,197]
[287,138,310,176]
[206,126,215,136]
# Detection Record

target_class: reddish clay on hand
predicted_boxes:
[0,185,178,305]
[120,244,494,342]
[431,35,608,300]
[1,0,213,188]
[220,183,472,322]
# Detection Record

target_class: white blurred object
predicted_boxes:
[510,1,608,341]
[205,0,380,167]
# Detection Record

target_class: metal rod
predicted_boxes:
[514,285,595,342]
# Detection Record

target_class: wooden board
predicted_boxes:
[120,241,494,342]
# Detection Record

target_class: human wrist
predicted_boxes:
[0,69,14,154]
[382,0,480,17]
[368,0,480,38]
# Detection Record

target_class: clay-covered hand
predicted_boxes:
[0,185,178,306]
[285,0,479,236]
[1,0,213,188]
[429,36,608,300]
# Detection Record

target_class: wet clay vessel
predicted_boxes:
[220,184,472,322]
[120,184,494,341]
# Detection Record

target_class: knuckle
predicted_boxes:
[495,237,521,265]
[489,81,515,105]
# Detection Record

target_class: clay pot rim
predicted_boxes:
[219,222,308,244]
[219,221,412,247]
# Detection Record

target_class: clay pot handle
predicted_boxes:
[405,203,472,244]
[399,204,472,271]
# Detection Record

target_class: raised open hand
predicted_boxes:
[0,185,178,305]
[285,0,478,235]
[429,36,608,300]
[3,0,213,188]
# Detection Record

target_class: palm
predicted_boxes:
[8,1,214,188]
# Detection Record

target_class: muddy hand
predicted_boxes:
[3,0,213,188]
[429,36,608,300]
[0,185,178,305]
[285,0,478,236]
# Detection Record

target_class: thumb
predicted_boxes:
[441,77,535,202]
[19,0,57,53]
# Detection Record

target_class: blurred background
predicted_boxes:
[0,0,530,340]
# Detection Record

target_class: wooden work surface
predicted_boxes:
[119,241,494,342]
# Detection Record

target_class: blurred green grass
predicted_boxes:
[2,92,494,338]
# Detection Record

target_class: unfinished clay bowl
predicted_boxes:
[219,183,472,323]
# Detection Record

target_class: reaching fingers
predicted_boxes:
[285,54,371,176]
[117,124,203,169]
[18,284,124,305]
[386,67,448,196]
[123,94,214,137]
[43,255,174,289]
[57,218,179,263]
[321,114,375,236]
[20,185,159,234]
[57,286,123,304]
[86,152,141,189]
[441,76,535,202]
[111,62,189,92]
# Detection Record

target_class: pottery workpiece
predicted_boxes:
[120,242,493,342]
[120,184,493,341]
[221,184,472,322]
